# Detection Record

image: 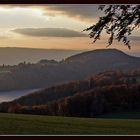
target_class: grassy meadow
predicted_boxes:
[0,113,140,135]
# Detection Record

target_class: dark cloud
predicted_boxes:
[12,28,87,37]
[44,4,102,21]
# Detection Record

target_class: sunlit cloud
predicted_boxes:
[0,4,101,23]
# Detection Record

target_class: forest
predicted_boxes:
[0,69,140,117]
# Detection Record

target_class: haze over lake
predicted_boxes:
[0,89,40,103]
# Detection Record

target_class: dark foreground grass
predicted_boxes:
[0,113,140,135]
[100,112,140,119]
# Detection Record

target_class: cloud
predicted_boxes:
[12,28,88,37]
[0,33,11,40]
[1,4,102,22]
[43,5,101,22]
[0,36,8,40]
[129,36,140,41]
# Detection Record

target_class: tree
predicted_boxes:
[84,5,140,49]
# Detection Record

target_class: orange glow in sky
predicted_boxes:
[0,4,139,55]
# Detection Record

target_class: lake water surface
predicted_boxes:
[0,89,40,103]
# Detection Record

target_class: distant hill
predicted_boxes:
[63,48,140,77]
[0,48,140,91]
[66,48,139,65]
[0,47,83,65]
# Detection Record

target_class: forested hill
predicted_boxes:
[0,49,140,91]
[0,70,140,117]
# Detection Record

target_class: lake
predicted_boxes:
[0,89,40,103]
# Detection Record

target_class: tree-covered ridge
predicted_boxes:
[0,70,140,117]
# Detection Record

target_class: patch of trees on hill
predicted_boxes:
[0,70,140,117]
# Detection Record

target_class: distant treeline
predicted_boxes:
[0,49,140,92]
[0,70,140,117]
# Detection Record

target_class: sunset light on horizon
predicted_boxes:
[0,4,139,55]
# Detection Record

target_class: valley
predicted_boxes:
[0,49,140,92]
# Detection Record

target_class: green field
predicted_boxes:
[0,113,140,135]
[100,112,140,119]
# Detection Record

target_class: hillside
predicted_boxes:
[65,49,140,70]
[0,49,140,91]
[0,70,140,117]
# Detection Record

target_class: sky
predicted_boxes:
[0,4,140,55]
